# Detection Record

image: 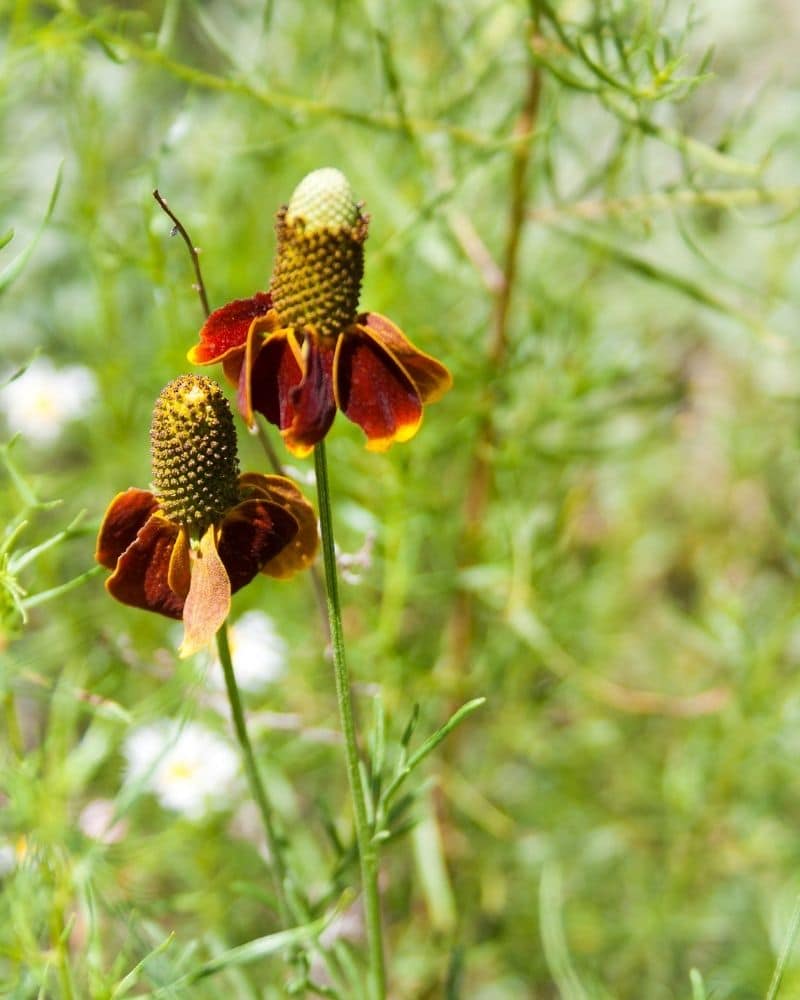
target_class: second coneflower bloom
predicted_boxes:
[188,167,452,457]
[95,375,317,656]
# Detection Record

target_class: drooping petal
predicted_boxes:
[106,512,185,619]
[217,497,300,593]
[95,488,159,570]
[359,312,452,403]
[188,293,272,367]
[241,320,303,429]
[282,337,337,457]
[238,473,319,578]
[334,326,423,451]
[167,527,191,599]
[179,524,232,658]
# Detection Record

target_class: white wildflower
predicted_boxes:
[124,721,239,819]
[0,836,28,876]
[208,611,288,693]
[281,464,316,487]
[1,358,97,444]
[0,842,16,877]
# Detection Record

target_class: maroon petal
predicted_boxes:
[359,312,452,403]
[217,498,300,594]
[245,327,304,430]
[106,514,185,619]
[237,473,319,578]
[95,489,159,570]
[188,292,272,366]
[283,337,337,457]
[334,326,423,451]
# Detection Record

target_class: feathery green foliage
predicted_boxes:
[3,1,800,996]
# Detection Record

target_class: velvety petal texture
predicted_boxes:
[334,326,423,451]
[190,301,451,454]
[188,293,272,366]
[238,473,319,578]
[217,497,299,592]
[359,312,453,404]
[95,489,160,570]
[105,511,185,620]
[96,473,317,654]
[244,323,303,429]
[282,339,337,457]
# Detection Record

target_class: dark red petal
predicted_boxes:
[222,352,245,390]
[217,498,299,594]
[95,489,159,570]
[237,473,319,578]
[244,326,303,430]
[106,514,185,619]
[359,312,452,403]
[334,327,423,451]
[188,292,272,365]
[283,338,337,457]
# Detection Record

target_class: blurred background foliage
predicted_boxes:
[3,0,800,996]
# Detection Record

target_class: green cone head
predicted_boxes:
[270,167,368,339]
[150,375,240,535]
[286,168,360,231]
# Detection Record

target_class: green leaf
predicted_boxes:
[137,910,337,998]
[0,162,63,296]
[381,698,486,812]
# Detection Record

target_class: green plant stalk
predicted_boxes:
[218,625,351,995]
[314,441,386,999]
[216,626,292,924]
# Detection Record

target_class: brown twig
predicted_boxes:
[442,33,543,681]
[153,188,211,318]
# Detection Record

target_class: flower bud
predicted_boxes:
[150,375,239,535]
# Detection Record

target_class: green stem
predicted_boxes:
[216,626,292,925]
[314,441,386,999]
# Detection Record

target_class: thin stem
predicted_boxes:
[219,627,351,994]
[255,417,330,636]
[216,626,292,924]
[314,441,386,999]
[153,188,210,317]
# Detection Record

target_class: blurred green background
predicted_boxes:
[3,1,800,996]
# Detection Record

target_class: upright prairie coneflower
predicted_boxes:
[187,168,452,457]
[95,374,317,655]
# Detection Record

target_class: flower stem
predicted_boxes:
[216,625,292,924]
[313,441,386,999]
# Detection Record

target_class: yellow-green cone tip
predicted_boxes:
[286,167,360,232]
[150,374,240,535]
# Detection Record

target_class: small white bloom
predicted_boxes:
[0,842,16,877]
[208,611,288,693]
[0,836,28,876]
[282,463,316,487]
[336,503,377,584]
[124,721,239,819]
[1,358,97,444]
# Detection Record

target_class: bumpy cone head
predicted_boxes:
[269,167,368,339]
[286,168,360,230]
[150,375,240,535]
